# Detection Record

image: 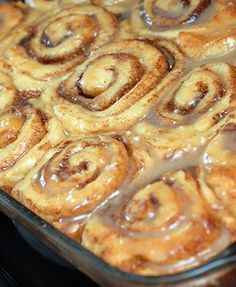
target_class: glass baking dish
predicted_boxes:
[0,188,236,287]
[1,0,236,284]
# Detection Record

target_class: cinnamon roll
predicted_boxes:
[199,111,236,236]
[3,4,118,89]
[0,99,65,191]
[11,134,153,238]
[82,170,231,275]
[129,62,236,161]
[53,39,184,134]
[1,0,236,278]
[131,0,236,58]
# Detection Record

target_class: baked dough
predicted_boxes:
[131,0,236,57]
[1,0,236,277]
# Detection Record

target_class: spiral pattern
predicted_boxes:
[12,135,129,218]
[82,170,231,275]
[156,62,236,127]
[0,99,65,190]
[131,0,236,57]
[12,132,158,239]
[1,0,236,277]
[128,62,236,162]
[4,5,118,82]
[54,39,184,134]
[140,0,210,28]
[198,110,236,235]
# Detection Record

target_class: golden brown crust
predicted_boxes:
[128,62,236,164]
[0,99,65,189]
[82,170,231,275]
[2,0,236,277]
[53,38,184,134]
[198,111,236,236]
[0,2,26,41]
[1,4,119,95]
[11,134,152,238]
[131,0,236,58]
[0,68,21,110]
[81,61,236,274]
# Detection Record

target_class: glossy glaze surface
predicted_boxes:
[0,0,236,277]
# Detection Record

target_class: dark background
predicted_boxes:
[0,211,98,287]
[1,210,236,287]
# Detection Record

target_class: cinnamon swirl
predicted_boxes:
[0,0,236,278]
[0,99,65,191]
[129,62,236,160]
[131,0,236,58]
[54,38,184,134]
[82,170,231,275]
[2,4,118,93]
[11,134,154,239]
